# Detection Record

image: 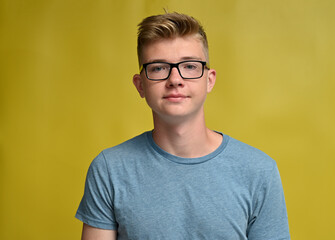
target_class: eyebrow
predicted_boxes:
[145,56,203,64]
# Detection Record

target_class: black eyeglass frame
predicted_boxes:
[139,60,209,81]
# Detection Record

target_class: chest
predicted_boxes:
[111,163,253,239]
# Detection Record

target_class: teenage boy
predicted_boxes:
[76,12,290,240]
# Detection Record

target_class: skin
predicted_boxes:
[81,223,117,240]
[133,35,221,158]
[81,34,222,239]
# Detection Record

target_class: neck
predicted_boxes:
[152,112,222,158]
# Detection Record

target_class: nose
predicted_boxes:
[166,66,184,88]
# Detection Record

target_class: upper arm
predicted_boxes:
[82,223,117,240]
[247,165,290,239]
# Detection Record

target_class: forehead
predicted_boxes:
[141,36,206,63]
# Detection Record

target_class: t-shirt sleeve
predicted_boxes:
[75,151,118,230]
[247,163,290,240]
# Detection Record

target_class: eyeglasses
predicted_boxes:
[140,60,209,81]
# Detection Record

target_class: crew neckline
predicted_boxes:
[145,130,229,165]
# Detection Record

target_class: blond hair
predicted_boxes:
[137,12,209,65]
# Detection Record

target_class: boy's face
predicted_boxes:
[133,35,216,122]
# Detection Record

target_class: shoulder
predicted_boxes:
[91,131,151,168]
[103,131,149,156]
[223,135,277,172]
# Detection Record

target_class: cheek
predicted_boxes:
[143,85,160,106]
[200,82,211,102]
[200,81,210,95]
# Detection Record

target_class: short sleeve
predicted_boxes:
[247,164,290,240]
[75,152,117,230]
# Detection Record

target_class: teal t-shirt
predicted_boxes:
[76,131,290,239]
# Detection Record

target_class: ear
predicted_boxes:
[206,69,216,93]
[133,74,145,98]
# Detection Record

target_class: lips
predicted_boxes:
[163,93,189,102]
[164,94,187,99]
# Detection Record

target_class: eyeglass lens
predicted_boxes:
[145,61,204,80]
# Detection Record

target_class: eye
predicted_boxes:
[182,62,199,70]
[152,66,164,72]
[147,64,168,73]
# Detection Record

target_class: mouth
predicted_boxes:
[163,94,189,102]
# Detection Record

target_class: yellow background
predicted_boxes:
[1,0,334,239]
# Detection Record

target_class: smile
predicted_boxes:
[163,94,189,102]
